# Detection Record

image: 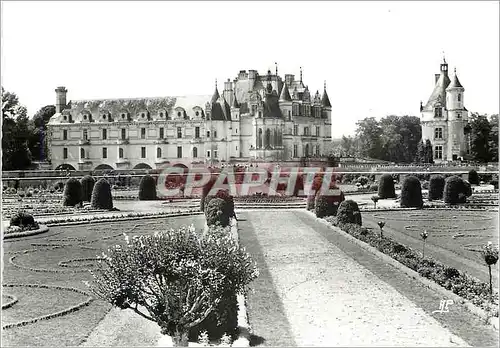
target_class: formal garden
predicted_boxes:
[2,168,499,346]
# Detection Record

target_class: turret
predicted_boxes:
[322,81,332,123]
[248,70,257,91]
[211,79,220,104]
[55,86,67,113]
[446,68,465,114]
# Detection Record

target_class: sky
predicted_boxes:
[1,1,499,138]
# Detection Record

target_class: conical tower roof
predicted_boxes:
[447,70,463,89]
[279,84,292,101]
[321,88,331,107]
[232,92,239,108]
[211,80,220,104]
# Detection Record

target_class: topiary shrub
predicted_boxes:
[53,181,64,192]
[205,197,230,227]
[369,184,378,192]
[80,175,95,202]
[400,176,423,208]
[138,174,157,200]
[428,175,445,201]
[91,178,113,210]
[468,169,479,185]
[62,178,83,207]
[443,176,472,204]
[378,174,396,199]
[491,180,499,190]
[336,200,362,225]
[314,191,345,218]
[10,211,36,228]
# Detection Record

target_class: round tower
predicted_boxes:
[55,86,67,113]
[446,68,468,160]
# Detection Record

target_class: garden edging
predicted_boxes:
[2,224,49,239]
[304,210,499,331]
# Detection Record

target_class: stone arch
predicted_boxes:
[55,163,76,171]
[133,163,153,170]
[94,164,114,171]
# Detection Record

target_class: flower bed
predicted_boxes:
[234,196,305,204]
[323,216,499,317]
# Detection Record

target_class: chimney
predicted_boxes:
[55,86,67,113]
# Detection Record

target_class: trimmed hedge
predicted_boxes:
[443,175,472,205]
[62,178,83,207]
[80,175,95,202]
[205,198,230,227]
[378,174,396,199]
[468,169,479,185]
[314,191,345,218]
[428,175,445,201]
[138,175,157,200]
[91,178,113,210]
[10,211,36,228]
[400,176,423,208]
[336,200,362,225]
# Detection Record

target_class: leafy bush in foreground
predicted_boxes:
[314,191,345,218]
[9,211,37,229]
[336,200,362,225]
[205,198,231,227]
[89,224,258,346]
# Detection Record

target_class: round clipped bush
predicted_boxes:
[400,176,423,208]
[10,211,36,228]
[315,191,345,218]
[443,175,472,205]
[468,169,479,186]
[80,175,95,202]
[336,200,362,225]
[205,197,230,227]
[378,174,396,199]
[428,175,445,201]
[62,178,83,207]
[139,174,157,200]
[91,178,113,210]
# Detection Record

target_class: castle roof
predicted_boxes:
[210,96,231,121]
[321,89,332,107]
[424,72,451,110]
[211,86,220,104]
[447,73,463,89]
[279,84,292,101]
[232,92,240,108]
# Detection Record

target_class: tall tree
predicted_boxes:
[424,139,434,164]
[340,135,356,157]
[30,105,56,161]
[469,113,492,163]
[2,87,33,170]
[355,117,383,159]
[488,114,498,162]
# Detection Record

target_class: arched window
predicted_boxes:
[157,147,162,158]
[257,128,263,148]
[305,144,310,157]
[265,129,271,148]
[80,148,85,159]
[193,147,198,158]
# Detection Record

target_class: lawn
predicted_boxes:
[1,215,205,347]
[362,209,499,286]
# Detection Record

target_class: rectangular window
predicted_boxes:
[195,126,200,138]
[434,128,443,139]
[458,93,461,102]
[102,129,107,140]
[177,127,182,138]
[121,128,126,140]
[434,107,443,117]
[83,129,88,140]
[207,130,210,138]
[293,144,298,158]
[316,126,320,136]
[119,148,124,158]
[159,127,164,139]
[63,130,68,140]
[304,127,309,136]
[293,125,298,135]
[141,147,146,158]
[457,112,462,119]
[214,150,218,158]
[63,147,68,159]
[102,147,107,159]
[207,150,210,158]
[214,130,217,138]
[177,146,182,158]
[434,145,443,160]
[141,128,146,139]
[316,146,320,156]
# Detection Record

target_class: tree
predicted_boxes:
[355,117,383,159]
[30,105,56,161]
[469,113,492,163]
[379,115,421,163]
[340,135,356,157]
[424,139,434,164]
[2,87,33,170]
[488,114,498,162]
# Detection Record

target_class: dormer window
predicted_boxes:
[63,116,67,121]
[121,113,125,119]
[83,115,87,120]
[159,112,164,118]
[457,112,462,119]
[177,111,182,117]
[103,115,106,119]
[434,107,442,118]
[141,113,145,118]
[196,111,199,116]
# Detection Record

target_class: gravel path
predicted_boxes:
[241,210,471,346]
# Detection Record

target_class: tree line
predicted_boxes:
[2,87,55,170]
[330,114,498,164]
